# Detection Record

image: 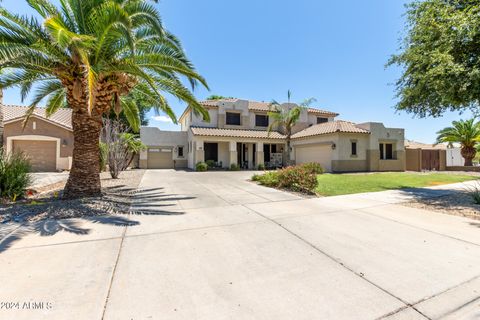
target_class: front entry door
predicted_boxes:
[204,143,218,162]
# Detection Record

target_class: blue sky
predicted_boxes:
[1,0,472,143]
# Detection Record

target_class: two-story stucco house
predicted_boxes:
[139,98,406,172]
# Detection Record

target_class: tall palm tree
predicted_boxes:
[267,92,316,166]
[436,119,480,166]
[0,0,209,198]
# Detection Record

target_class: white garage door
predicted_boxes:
[295,144,332,172]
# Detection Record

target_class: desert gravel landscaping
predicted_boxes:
[404,191,480,220]
[0,169,145,223]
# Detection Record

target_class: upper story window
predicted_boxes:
[226,112,241,125]
[178,146,184,158]
[380,143,394,160]
[255,114,269,127]
[317,117,328,124]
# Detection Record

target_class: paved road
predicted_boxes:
[1,170,479,320]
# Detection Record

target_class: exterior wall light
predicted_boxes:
[331,143,336,150]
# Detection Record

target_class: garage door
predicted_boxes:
[12,140,57,172]
[147,148,174,169]
[295,144,332,172]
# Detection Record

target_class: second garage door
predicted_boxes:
[295,144,333,172]
[12,140,57,172]
[147,148,174,169]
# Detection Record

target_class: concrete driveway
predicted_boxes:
[1,170,480,320]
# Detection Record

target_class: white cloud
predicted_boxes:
[151,115,173,123]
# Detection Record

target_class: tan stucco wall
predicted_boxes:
[406,148,422,171]
[332,160,368,172]
[191,108,218,128]
[336,134,369,161]
[217,141,229,168]
[174,159,188,168]
[378,151,406,171]
[4,117,73,158]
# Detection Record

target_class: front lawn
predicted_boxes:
[316,172,477,196]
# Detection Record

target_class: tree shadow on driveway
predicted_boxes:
[0,186,194,253]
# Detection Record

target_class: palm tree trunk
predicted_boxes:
[63,108,103,198]
[461,146,476,166]
[286,138,291,165]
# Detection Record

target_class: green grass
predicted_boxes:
[316,172,477,196]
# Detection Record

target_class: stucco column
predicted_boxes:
[195,140,204,164]
[229,141,237,167]
[256,142,264,167]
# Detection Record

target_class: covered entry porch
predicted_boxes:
[189,127,287,170]
[195,140,285,169]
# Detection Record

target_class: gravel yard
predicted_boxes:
[0,170,145,223]
[404,191,480,220]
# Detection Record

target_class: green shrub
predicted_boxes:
[277,166,318,193]
[468,182,480,205]
[205,160,215,168]
[300,162,323,174]
[0,148,32,201]
[196,162,208,172]
[257,163,265,170]
[230,163,240,171]
[252,164,318,194]
[253,171,280,187]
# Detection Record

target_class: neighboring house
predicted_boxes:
[140,98,406,172]
[0,99,73,172]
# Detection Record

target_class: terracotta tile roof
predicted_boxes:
[404,140,447,150]
[1,104,72,129]
[306,108,338,116]
[292,121,370,139]
[190,126,286,139]
[198,99,338,116]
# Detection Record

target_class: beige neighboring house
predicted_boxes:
[0,100,73,172]
[140,98,406,172]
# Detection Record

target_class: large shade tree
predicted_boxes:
[436,118,480,166]
[0,0,209,198]
[388,0,480,117]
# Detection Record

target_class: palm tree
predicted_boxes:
[121,132,146,169]
[0,0,209,197]
[436,119,480,166]
[267,91,316,166]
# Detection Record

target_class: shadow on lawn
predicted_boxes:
[0,185,194,253]
[395,186,462,200]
